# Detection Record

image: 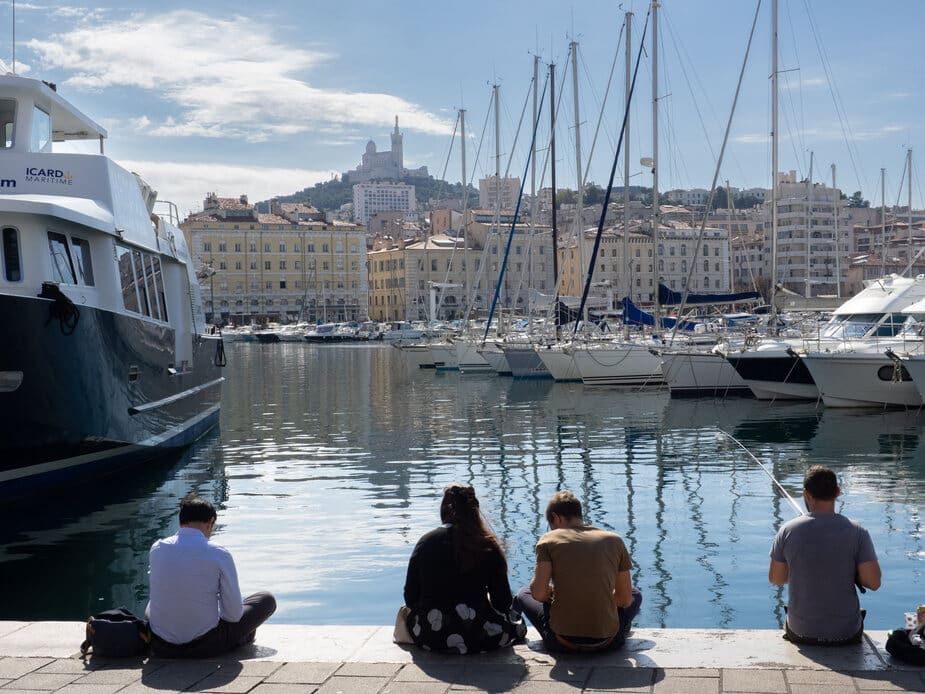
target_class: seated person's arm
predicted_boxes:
[856,559,881,591]
[486,551,515,613]
[530,560,553,603]
[613,569,633,608]
[768,559,788,586]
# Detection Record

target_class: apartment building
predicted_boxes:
[368,210,555,322]
[352,182,416,226]
[479,176,521,212]
[557,227,654,305]
[774,177,845,297]
[657,222,731,294]
[181,193,368,324]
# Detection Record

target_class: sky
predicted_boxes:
[3,0,924,217]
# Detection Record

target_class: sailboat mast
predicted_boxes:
[881,167,886,275]
[832,163,840,298]
[623,11,632,306]
[550,63,559,298]
[909,148,913,262]
[571,40,585,322]
[531,55,539,321]
[806,151,813,298]
[493,83,503,320]
[651,0,661,329]
[460,108,470,316]
[727,180,734,291]
[770,0,779,320]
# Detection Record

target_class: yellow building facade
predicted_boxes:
[181,194,368,325]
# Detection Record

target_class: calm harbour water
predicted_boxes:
[3,342,925,630]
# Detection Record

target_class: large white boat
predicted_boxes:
[0,73,224,498]
[725,274,925,400]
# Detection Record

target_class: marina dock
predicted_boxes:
[1,621,923,693]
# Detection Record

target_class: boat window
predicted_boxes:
[2,227,21,281]
[0,99,15,148]
[117,244,141,313]
[47,231,76,284]
[70,237,94,286]
[143,254,160,320]
[152,256,168,321]
[30,105,50,152]
[132,250,151,317]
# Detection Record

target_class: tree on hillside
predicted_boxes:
[847,191,870,208]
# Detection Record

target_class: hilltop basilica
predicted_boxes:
[344,117,429,183]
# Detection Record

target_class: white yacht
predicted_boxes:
[725,274,925,400]
[0,72,223,497]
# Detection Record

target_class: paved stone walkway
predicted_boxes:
[2,622,925,693]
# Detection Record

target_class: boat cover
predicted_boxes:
[658,283,762,306]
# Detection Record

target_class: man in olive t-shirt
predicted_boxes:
[513,490,642,653]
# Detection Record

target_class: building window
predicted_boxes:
[279,261,287,270]
[235,243,242,252]
[219,260,227,270]
[279,243,286,252]
[308,243,315,253]
[250,242,257,252]
[203,241,212,252]
[322,244,329,253]
[264,243,270,253]
[264,261,271,270]
[218,241,227,252]
[280,280,287,289]
[235,261,242,270]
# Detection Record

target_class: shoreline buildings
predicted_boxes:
[181,194,368,325]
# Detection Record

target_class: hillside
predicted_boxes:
[262,176,476,212]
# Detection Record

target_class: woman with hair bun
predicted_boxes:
[402,484,526,654]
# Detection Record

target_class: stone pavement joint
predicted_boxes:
[2,622,925,693]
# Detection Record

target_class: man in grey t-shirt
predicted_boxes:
[769,466,881,644]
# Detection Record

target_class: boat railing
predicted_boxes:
[153,200,181,227]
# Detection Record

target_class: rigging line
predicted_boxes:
[670,1,762,344]
[661,11,718,167]
[482,77,549,342]
[892,153,909,210]
[461,88,500,326]
[438,113,460,183]
[783,0,807,170]
[800,0,866,195]
[571,5,651,339]
[577,23,626,186]
[468,90,494,200]
[716,429,804,518]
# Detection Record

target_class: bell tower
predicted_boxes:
[391,116,403,173]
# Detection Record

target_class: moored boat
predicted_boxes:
[0,72,224,498]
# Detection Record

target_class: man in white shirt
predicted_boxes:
[148,496,276,657]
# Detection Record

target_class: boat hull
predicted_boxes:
[572,342,665,387]
[535,346,581,382]
[659,349,752,398]
[479,345,512,376]
[0,294,223,498]
[501,345,552,380]
[725,348,817,401]
[800,351,921,408]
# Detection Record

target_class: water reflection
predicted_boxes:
[2,343,925,630]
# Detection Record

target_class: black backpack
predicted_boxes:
[79,607,151,658]
[886,627,925,666]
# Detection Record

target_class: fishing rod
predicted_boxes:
[716,428,804,517]
[717,428,867,593]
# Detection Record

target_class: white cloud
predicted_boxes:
[26,10,454,142]
[116,159,335,219]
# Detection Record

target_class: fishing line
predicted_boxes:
[717,428,868,594]
[716,428,804,517]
